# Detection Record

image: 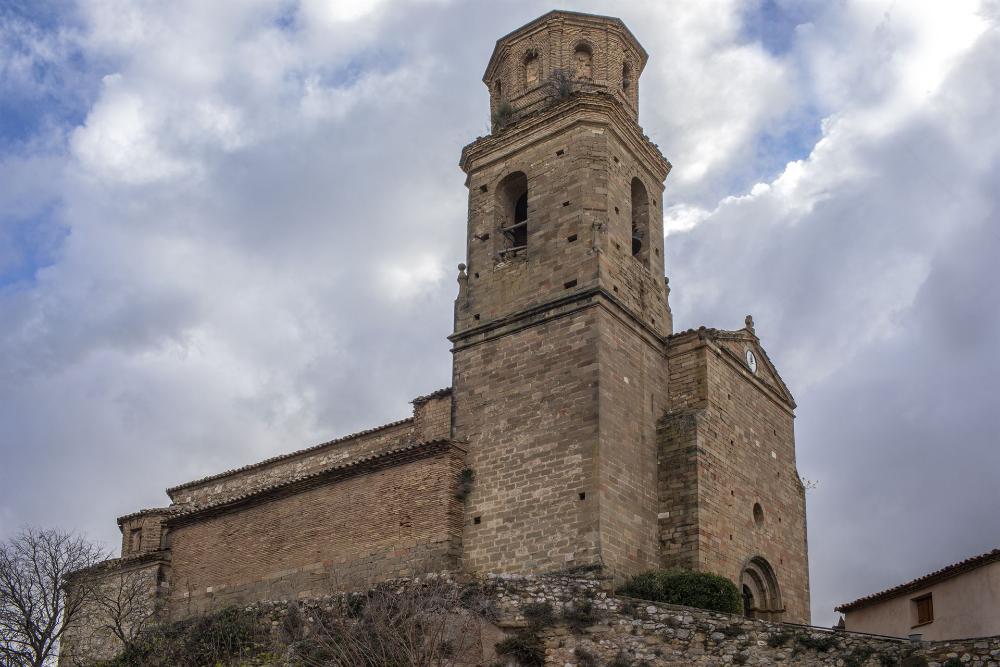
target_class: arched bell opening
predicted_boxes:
[630,177,650,265]
[496,171,528,259]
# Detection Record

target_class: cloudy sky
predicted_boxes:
[1,0,998,625]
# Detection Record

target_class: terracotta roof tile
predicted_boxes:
[836,548,1000,612]
[165,416,414,495]
[165,439,464,526]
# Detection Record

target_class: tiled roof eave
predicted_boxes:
[165,416,415,496]
[164,439,466,528]
[836,548,1000,612]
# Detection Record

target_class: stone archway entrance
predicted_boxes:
[740,556,783,620]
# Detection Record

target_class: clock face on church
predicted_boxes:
[746,349,758,374]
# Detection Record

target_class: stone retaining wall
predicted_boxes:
[483,572,1000,666]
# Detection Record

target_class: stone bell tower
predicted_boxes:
[450,10,673,582]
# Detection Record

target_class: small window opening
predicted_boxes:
[130,528,142,552]
[495,79,503,101]
[753,503,765,526]
[622,63,633,92]
[562,201,570,207]
[473,313,480,320]
[578,492,586,500]
[473,516,482,525]
[567,234,577,243]
[914,594,934,625]
[480,184,488,193]
[524,50,540,88]
[556,149,564,156]
[564,279,577,289]
[574,44,593,81]
[474,272,479,278]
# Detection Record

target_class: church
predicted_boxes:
[68,10,811,648]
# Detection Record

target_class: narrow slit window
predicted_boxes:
[630,177,650,265]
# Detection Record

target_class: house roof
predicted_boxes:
[836,548,1000,612]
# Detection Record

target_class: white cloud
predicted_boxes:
[2,0,998,630]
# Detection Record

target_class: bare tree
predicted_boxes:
[298,577,496,667]
[0,528,106,667]
[88,565,160,655]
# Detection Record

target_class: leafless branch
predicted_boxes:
[0,527,106,667]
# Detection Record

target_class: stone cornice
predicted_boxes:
[450,285,666,354]
[667,328,796,414]
[165,416,414,498]
[460,92,670,183]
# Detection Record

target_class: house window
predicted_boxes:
[913,594,934,626]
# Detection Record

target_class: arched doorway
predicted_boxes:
[740,556,783,620]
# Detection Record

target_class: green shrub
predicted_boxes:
[796,633,837,652]
[454,467,475,501]
[563,598,601,632]
[617,569,742,615]
[95,605,263,666]
[522,601,556,629]
[845,647,876,667]
[574,646,600,667]
[491,102,515,130]
[767,629,792,647]
[495,632,544,667]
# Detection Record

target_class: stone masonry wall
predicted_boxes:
[453,308,602,576]
[488,573,999,667]
[59,557,164,667]
[594,305,668,582]
[166,443,465,618]
[660,329,810,623]
[485,12,643,125]
[696,335,809,622]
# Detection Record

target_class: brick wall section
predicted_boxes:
[165,442,465,617]
[118,509,172,556]
[412,392,453,441]
[660,328,810,623]
[484,12,644,128]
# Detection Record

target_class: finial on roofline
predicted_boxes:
[745,314,755,334]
